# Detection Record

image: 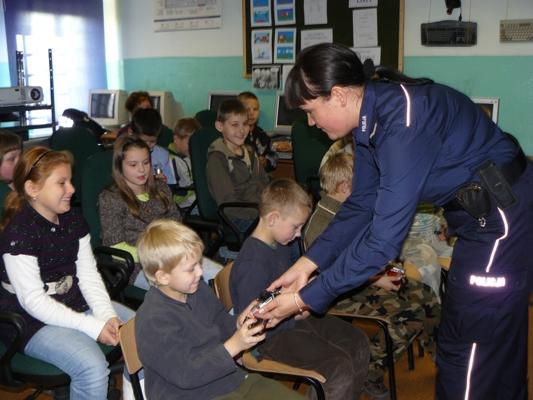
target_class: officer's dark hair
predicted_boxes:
[284,42,433,109]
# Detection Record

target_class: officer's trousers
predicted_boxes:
[436,162,533,400]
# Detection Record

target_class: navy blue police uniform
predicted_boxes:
[300,80,533,400]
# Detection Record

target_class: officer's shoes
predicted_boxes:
[363,378,390,400]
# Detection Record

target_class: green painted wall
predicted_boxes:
[122,56,280,132]
[404,56,533,155]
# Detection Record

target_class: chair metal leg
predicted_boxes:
[418,340,425,358]
[407,342,415,370]
[302,377,325,400]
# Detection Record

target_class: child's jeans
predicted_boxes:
[24,302,134,400]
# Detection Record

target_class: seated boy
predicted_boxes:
[207,99,269,230]
[304,152,441,399]
[237,91,278,173]
[231,179,370,400]
[168,117,200,210]
[131,107,176,184]
[135,219,303,400]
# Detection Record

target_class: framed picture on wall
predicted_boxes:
[471,97,499,124]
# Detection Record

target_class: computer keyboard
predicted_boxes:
[500,19,533,42]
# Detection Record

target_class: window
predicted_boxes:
[3,0,107,138]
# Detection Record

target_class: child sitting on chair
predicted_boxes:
[168,117,200,210]
[237,91,278,173]
[98,136,221,289]
[207,99,269,232]
[0,147,134,400]
[304,152,441,399]
[131,107,176,184]
[0,130,22,216]
[135,219,304,400]
[231,178,370,400]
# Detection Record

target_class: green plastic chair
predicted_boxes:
[188,127,257,254]
[80,150,146,307]
[0,181,11,218]
[49,126,102,205]
[194,109,217,128]
[291,121,333,202]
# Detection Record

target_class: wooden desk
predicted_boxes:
[272,157,295,180]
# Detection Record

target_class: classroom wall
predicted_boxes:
[114,0,279,130]
[404,0,533,153]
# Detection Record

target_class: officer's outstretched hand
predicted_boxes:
[266,256,317,293]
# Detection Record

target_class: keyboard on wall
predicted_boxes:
[500,19,533,42]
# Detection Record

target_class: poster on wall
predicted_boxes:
[252,65,281,90]
[352,7,378,47]
[251,0,272,27]
[301,28,333,50]
[274,28,296,63]
[274,0,296,25]
[251,29,273,64]
[153,0,222,32]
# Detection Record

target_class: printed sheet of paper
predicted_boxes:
[303,0,327,25]
[252,29,273,64]
[351,46,381,65]
[274,0,296,25]
[274,28,296,63]
[281,64,293,90]
[352,8,378,47]
[349,0,378,8]
[251,0,272,27]
[301,28,333,50]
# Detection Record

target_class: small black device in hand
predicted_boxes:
[245,287,282,329]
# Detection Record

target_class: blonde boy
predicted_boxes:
[135,219,303,400]
[207,99,269,223]
[231,179,370,400]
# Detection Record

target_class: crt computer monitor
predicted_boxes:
[88,89,128,128]
[274,94,306,135]
[207,91,240,112]
[148,90,181,128]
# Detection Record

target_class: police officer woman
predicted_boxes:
[260,43,533,400]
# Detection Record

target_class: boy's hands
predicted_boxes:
[97,317,122,346]
[224,318,266,357]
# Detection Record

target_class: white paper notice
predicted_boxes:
[301,29,333,50]
[304,0,327,25]
[353,8,378,47]
[281,64,293,89]
[349,0,378,8]
[351,46,381,65]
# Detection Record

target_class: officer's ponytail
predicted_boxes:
[285,43,432,109]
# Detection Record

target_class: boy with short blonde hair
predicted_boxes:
[231,179,370,400]
[135,219,303,400]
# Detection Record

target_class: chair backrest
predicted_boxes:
[81,149,114,248]
[213,262,234,312]
[291,121,333,187]
[195,109,217,128]
[50,126,102,201]
[0,181,11,218]
[157,125,174,148]
[119,318,144,400]
[189,126,220,221]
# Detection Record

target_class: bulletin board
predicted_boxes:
[242,0,404,78]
